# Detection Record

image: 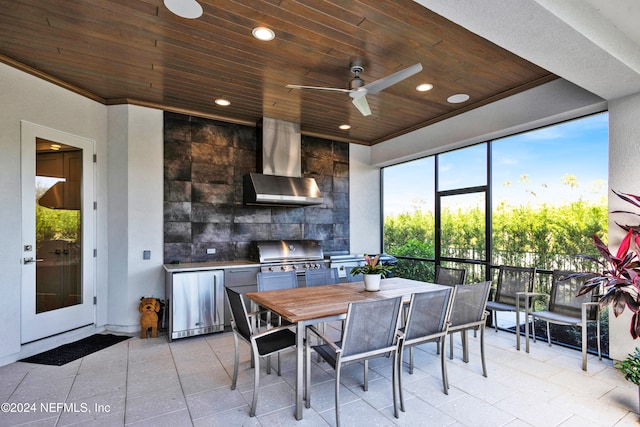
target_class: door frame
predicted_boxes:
[21,121,96,343]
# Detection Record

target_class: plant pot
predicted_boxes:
[363,274,381,292]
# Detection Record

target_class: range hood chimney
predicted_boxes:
[243,117,323,206]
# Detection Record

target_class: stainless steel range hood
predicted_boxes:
[243,117,323,206]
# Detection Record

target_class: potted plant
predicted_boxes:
[616,348,640,413]
[572,190,640,338]
[350,254,393,292]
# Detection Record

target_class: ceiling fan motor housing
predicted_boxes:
[349,61,365,90]
[350,76,364,90]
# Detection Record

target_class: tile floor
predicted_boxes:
[0,321,638,427]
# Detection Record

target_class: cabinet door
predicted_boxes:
[172,271,223,335]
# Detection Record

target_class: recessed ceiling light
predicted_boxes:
[416,83,433,92]
[252,27,275,41]
[215,98,231,106]
[447,93,470,104]
[164,0,203,19]
[339,124,351,130]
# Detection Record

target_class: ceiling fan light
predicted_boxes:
[252,27,275,41]
[339,124,351,130]
[164,0,203,19]
[416,83,433,92]
[447,93,470,103]
[215,98,231,106]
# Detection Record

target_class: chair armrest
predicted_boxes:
[306,325,341,353]
[516,292,548,312]
[251,323,296,340]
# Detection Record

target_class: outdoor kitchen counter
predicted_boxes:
[163,260,259,273]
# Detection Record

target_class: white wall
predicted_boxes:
[349,144,381,254]
[107,105,164,331]
[0,62,108,364]
[607,92,640,360]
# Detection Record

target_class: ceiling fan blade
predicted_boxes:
[352,96,372,116]
[286,84,352,94]
[363,63,423,94]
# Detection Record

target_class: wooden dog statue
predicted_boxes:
[139,297,160,339]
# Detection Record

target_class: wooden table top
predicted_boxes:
[245,277,447,323]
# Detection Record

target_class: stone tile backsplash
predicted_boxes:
[163,112,350,263]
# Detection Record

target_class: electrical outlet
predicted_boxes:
[206,248,216,254]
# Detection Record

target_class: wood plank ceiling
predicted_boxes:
[0,0,556,145]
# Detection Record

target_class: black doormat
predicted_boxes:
[20,334,130,366]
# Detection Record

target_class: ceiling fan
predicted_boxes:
[286,61,423,116]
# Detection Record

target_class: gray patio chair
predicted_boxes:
[433,266,467,346]
[447,281,492,377]
[305,267,339,286]
[486,265,536,349]
[257,270,298,328]
[305,267,340,360]
[257,270,298,291]
[225,287,296,417]
[527,270,601,370]
[305,296,403,427]
[397,287,455,410]
[435,265,467,286]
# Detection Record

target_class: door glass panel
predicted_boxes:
[440,192,486,261]
[35,139,82,313]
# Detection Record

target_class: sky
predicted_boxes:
[383,112,609,216]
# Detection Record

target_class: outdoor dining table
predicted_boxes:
[245,277,448,420]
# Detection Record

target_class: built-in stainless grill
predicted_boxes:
[326,252,399,281]
[256,240,329,276]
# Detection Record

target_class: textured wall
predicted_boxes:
[163,112,349,262]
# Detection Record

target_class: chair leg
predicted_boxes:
[363,359,369,391]
[582,322,588,371]
[462,330,469,363]
[546,322,552,347]
[409,346,414,374]
[231,333,239,390]
[493,310,498,332]
[277,352,281,376]
[392,350,399,419]
[250,353,260,417]
[305,331,311,408]
[335,366,342,427]
[398,344,406,412]
[449,332,454,360]
[440,337,449,395]
[266,355,271,374]
[480,326,487,377]
[597,317,602,360]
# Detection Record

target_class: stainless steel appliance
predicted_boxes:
[326,252,399,282]
[165,269,224,341]
[255,240,329,284]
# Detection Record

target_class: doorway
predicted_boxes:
[21,121,95,343]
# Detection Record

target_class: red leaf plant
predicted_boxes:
[570,191,640,338]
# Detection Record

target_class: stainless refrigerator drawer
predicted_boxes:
[168,270,224,341]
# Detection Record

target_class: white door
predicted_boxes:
[21,121,96,343]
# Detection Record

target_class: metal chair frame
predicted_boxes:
[523,270,601,370]
[305,296,403,427]
[447,281,492,377]
[225,287,296,417]
[486,265,536,350]
[397,287,456,411]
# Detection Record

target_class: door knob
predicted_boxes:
[23,257,43,264]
